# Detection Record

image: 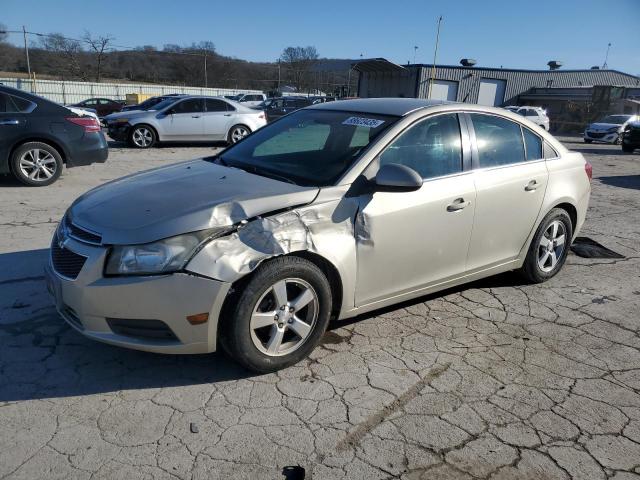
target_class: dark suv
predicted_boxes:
[622,121,640,153]
[258,97,312,122]
[0,86,108,186]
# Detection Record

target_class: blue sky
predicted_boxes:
[3,0,639,73]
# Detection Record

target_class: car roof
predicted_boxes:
[308,97,449,116]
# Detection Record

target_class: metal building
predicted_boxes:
[355,58,640,106]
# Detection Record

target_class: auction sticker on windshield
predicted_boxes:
[342,117,386,128]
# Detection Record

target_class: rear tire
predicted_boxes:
[10,142,63,186]
[519,208,573,284]
[220,256,332,373]
[128,124,156,148]
[227,124,251,144]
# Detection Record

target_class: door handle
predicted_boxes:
[191,115,201,118]
[224,113,232,117]
[0,119,20,126]
[524,180,538,191]
[447,198,470,212]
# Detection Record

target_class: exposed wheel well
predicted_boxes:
[219,252,344,342]
[554,202,577,232]
[9,139,66,170]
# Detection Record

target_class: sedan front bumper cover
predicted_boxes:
[45,236,231,354]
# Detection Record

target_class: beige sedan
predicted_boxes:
[46,98,591,372]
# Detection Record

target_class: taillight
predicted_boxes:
[584,161,593,182]
[66,116,101,133]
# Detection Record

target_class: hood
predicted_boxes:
[68,160,319,245]
[104,110,151,121]
[588,122,623,130]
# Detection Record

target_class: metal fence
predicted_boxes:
[0,77,263,104]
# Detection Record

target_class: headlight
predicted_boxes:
[607,126,620,133]
[105,228,229,275]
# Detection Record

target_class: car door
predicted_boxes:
[0,92,29,167]
[465,112,549,272]
[203,99,233,139]
[355,112,476,306]
[266,99,285,121]
[161,98,204,140]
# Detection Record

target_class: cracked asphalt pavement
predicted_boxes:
[1,137,639,479]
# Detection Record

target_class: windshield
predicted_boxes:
[599,115,632,124]
[218,109,398,186]
[149,98,180,111]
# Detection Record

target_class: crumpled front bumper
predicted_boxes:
[44,235,231,354]
[584,131,619,143]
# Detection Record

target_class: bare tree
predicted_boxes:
[39,33,87,80]
[82,31,113,82]
[280,46,319,92]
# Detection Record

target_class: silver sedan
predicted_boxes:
[104,95,267,148]
[46,98,591,372]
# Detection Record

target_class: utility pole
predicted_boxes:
[413,46,418,64]
[22,26,32,90]
[603,42,611,69]
[427,16,443,99]
[277,59,281,93]
[203,51,208,88]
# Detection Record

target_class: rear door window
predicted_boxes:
[205,99,228,112]
[522,126,543,160]
[469,113,526,167]
[0,93,35,113]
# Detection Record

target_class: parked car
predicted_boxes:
[46,98,590,371]
[104,96,267,148]
[584,114,640,144]
[121,94,186,112]
[621,121,640,152]
[234,93,267,107]
[0,86,108,186]
[68,98,123,118]
[504,106,550,130]
[256,96,313,122]
[65,106,100,121]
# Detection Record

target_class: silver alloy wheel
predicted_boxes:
[19,148,57,182]
[132,127,153,147]
[249,278,319,357]
[538,220,566,272]
[230,126,250,143]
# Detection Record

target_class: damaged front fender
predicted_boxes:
[185,188,361,316]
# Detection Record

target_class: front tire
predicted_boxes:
[220,256,332,373]
[227,124,251,144]
[10,142,63,186]
[622,144,635,153]
[128,125,156,148]
[584,139,592,144]
[519,208,573,284]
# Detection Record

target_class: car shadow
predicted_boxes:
[598,175,640,190]
[567,145,626,155]
[107,140,229,149]
[0,247,525,403]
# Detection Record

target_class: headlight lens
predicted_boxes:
[105,228,228,275]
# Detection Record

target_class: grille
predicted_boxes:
[588,131,606,139]
[107,318,179,342]
[65,217,102,245]
[51,242,87,280]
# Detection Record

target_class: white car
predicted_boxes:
[504,106,550,131]
[233,93,267,107]
[584,114,640,144]
[104,96,267,148]
[65,106,100,121]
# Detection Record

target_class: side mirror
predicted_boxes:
[374,163,423,192]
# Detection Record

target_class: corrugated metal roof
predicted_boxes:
[353,58,406,73]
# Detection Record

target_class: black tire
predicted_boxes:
[227,124,251,144]
[128,124,157,148]
[10,142,63,186]
[622,144,634,153]
[584,139,592,144]
[220,256,332,373]
[519,208,573,284]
